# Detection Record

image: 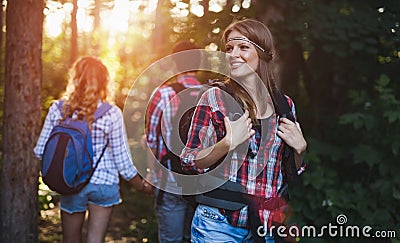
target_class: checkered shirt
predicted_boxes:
[34,101,137,185]
[145,75,201,179]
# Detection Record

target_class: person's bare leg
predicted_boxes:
[61,210,86,243]
[86,204,113,243]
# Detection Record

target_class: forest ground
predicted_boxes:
[39,182,158,243]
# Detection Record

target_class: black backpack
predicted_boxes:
[155,82,204,206]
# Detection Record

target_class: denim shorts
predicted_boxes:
[60,183,121,214]
[191,204,275,243]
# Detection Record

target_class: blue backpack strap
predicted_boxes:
[57,100,65,116]
[90,102,112,173]
[94,102,112,121]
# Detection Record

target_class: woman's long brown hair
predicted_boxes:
[221,19,278,121]
[62,56,109,127]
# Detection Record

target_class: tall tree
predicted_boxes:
[152,0,168,58]
[0,0,43,242]
[92,0,101,55]
[0,1,4,74]
[70,0,78,65]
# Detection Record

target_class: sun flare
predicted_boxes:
[44,0,159,38]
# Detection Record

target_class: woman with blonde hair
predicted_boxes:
[34,56,151,242]
[181,19,307,242]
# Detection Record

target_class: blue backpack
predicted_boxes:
[41,100,112,195]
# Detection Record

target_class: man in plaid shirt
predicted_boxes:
[145,41,202,243]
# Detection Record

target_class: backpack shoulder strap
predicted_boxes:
[91,102,112,172]
[94,102,112,121]
[168,82,186,94]
[209,81,234,96]
[272,89,300,185]
[272,90,295,122]
[57,100,65,115]
[210,81,245,120]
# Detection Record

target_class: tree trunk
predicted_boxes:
[152,0,166,58]
[70,0,78,65]
[0,1,4,89]
[0,0,43,242]
[92,0,101,55]
[0,1,3,79]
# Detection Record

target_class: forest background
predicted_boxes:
[0,0,399,242]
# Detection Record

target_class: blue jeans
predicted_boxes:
[191,204,275,243]
[60,183,120,214]
[155,189,194,243]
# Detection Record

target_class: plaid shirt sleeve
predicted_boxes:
[181,88,224,174]
[107,106,137,181]
[34,102,61,159]
[145,89,165,150]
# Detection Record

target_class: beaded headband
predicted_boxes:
[226,37,265,52]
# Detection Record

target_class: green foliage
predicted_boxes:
[38,176,59,212]
[267,1,400,240]
[339,74,400,229]
[290,75,400,241]
[41,34,70,117]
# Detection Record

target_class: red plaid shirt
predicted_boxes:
[145,75,201,181]
[181,86,302,228]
